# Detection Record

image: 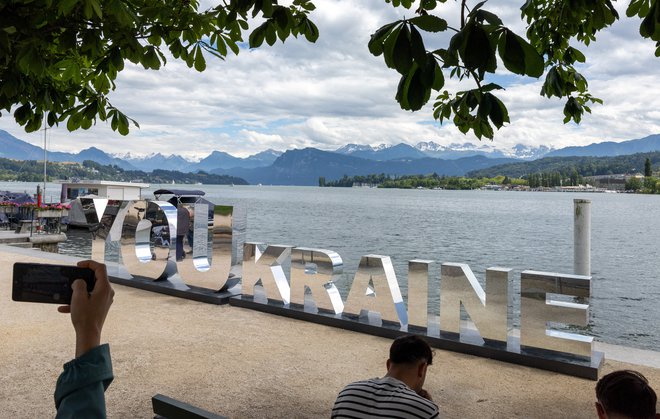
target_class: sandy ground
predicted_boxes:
[1,247,659,418]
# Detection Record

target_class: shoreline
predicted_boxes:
[1,246,659,418]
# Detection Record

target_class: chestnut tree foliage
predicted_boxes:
[370,0,660,139]
[1,0,659,140]
[0,0,318,134]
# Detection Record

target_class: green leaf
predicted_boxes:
[303,19,319,42]
[383,24,403,69]
[249,24,266,48]
[639,2,660,40]
[110,48,124,71]
[265,22,277,45]
[471,9,503,26]
[89,0,103,18]
[194,45,206,72]
[225,37,240,55]
[419,54,436,88]
[627,0,644,17]
[498,30,525,74]
[462,24,495,72]
[396,64,430,111]
[368,22,398,56]
[117,112,129,135]
[392,24,413,74]
[563,96,582,123]
[486,93,509,127]
[262,0,274,17]
[143,47,161,69]
[518,34,544,77]
[409,15,448,33]
[421,0,437,11]
[409,25,427,66]
[566,46,586,63]
[301,2,316,11]
[81,117,93,130]
[432,63,445,90]
[58,0,80,16]
[480,83,503,92]
[477,93,492,119]
[14,104,31,123]
[67,113,81,131]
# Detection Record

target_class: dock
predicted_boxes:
[0,229,67,252]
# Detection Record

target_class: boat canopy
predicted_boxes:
[153,189,206,199]
[0,191,35,204]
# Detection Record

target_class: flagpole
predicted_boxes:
[43,125,47,205]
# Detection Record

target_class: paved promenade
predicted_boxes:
[1,245,658,418]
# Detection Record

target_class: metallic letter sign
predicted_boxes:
[242,243,292,304]
[343,255,408,327]
[120,200,175,280]
[407,259,433,330]
[63,198,602,379]
[177,203,240,291]
[289,247,344,314]
[521,270,592,357]
[440,263,510,345]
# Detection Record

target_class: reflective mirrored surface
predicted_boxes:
[242,243,292,304]
[439,263,510,344]
[521,270,592,357]
[119,200,175,280]
[343,255,407,327]
[176,203,243,291]
[407,259,433,329]
[290,247,344,314]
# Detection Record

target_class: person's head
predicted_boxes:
[595,370,658,419]
[386,335,434,392]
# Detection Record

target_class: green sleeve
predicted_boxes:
[54,344,114,419]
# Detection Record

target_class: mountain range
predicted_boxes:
[1,129,659,185]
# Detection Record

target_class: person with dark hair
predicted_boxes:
[332,335,439,418]
[595,369,659,419]
[175,204,190,261]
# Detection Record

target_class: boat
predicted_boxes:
[152,188,215,224]
[61,180,150,228]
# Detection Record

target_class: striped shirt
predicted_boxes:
[332,376,439,419]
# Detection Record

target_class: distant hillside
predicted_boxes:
[213,148,517,185]
[546,134,660,157]
[0,156,247,185]
[467,152,660,178]
[0,130,279,173]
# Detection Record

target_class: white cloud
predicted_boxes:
[1,0,659,159]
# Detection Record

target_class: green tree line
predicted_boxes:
[467,152,660,178]
[321,173,526,190]
[0,157,248,185]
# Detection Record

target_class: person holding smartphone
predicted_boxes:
[54,260,115,419]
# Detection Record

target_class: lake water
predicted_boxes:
[4,182,659,351]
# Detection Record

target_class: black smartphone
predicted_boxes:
[12,262,95,304]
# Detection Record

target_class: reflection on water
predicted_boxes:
[58,228,92,259]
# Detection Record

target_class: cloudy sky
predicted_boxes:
[1,0,659,159]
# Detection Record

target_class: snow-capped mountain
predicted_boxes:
[335,144,376,154]
[336,141,553,161]
[414,141,553,160]
[335,143,427,160]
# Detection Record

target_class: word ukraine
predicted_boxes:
[81,198,595,363]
